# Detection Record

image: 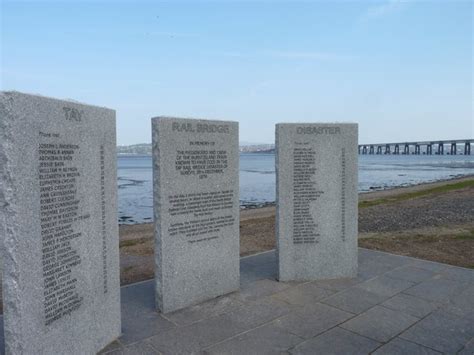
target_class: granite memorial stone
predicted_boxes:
[0,92,121,354]
[276,123,358,281]
[152,117,239,313]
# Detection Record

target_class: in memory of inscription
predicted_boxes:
[175,145,228,179]
[171,142,234,243]
[39,138,85,326]
[153,117,239,313]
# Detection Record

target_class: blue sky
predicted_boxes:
[1,0,472,145]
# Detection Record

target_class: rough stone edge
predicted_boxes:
[275,124,283,281]
[0,92,23,354]
[1,90,114,112]
[353,123,359,276]
[151,118,164,311]
[151,115,239,125]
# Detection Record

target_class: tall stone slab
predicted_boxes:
[152,117,239,313]
[276,123,358,281]
[0,92,121,354]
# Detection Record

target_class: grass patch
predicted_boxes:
[123,266,134,273]
[454,230,474,240]
[120,237,150,248]
[359,179,474,208]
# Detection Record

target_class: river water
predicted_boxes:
[117,154,474,224]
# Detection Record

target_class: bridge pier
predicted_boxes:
[404,144,409,155]
[426,144,432,155]
[358,140,471,155]
[438,143,444,155]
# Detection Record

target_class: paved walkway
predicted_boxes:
[1,249,473,354]
[98,248,474,354]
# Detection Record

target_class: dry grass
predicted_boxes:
[117,177,474,285]
[359,225,474,269]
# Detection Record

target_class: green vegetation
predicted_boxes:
[119,237,150,248]
[454,230,474,240]
[123,266,134,273]
[359,179,474,208]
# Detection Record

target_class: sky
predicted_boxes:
[1,0,473,145]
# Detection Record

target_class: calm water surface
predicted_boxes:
[118,154,474,224]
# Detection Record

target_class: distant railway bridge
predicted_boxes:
[358,139,473,155]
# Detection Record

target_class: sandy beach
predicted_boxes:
[119,176,474,285]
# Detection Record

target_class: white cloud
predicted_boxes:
[360,0,408,22]
[263,50,354,61]
[145,31,199,38]
[209,50,353,61]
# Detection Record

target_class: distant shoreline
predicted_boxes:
[117,175,474,285]
[238,173,474,209]
[118,174,474,223]
[117,152,474,224]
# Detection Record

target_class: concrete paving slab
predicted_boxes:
[321,287,388,314]
[290,327,381,355]
[147,312,246,354]
[382,293,440,318]
[105,341,159,355]
[358,248,382,262]
[372,337,442,355]
[373,252,413,269]
[233,279,291,302]
[354,275,415,297]
[120,281,176,345]
[241,251,277,267]
[407,259,450,273]
[272,282,335,306]
[440,266,474,283]
[357,260,396,280]
[274,303,353,339]
[1,248,474,354]
[240,263,266,285]
[400,310,474,353]
[443,284,474,318]
[403,277,470,303]
[222,296,294,330]
[98,340,122,354]
[384,266,437,283]
[340,305,419,342]
[203,323,303,355]
[310,277,363,292]
[253,262,278,280]
[165,293,243,326]
[458,337,474,355]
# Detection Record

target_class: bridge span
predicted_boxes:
[358,139,473,155]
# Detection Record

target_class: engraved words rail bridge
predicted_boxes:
[359,139,473,155]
